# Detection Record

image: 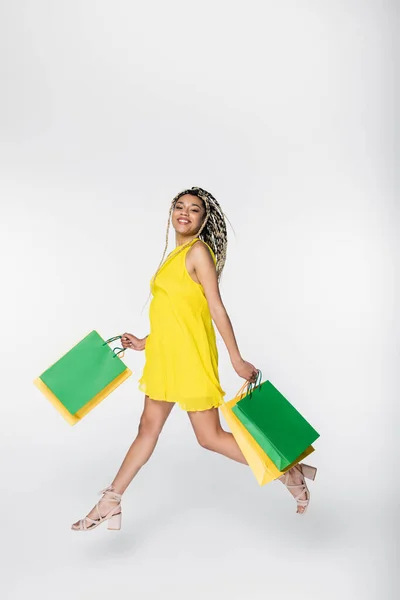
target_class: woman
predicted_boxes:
[71,186,316,531]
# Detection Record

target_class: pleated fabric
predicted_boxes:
[138,237,226,411]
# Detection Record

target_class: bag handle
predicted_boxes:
[235,369,262,399]
[236,380,249,398]
[112,347,126,358]
[102,335,126,358]
[103,335,122,344]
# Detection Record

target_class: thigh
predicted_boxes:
[187,407,223,443]
[138,395,175,435]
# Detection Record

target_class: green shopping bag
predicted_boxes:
[231,371,320,471]
[33,331,132,425]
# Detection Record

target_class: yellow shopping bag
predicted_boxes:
[220,382,315,486]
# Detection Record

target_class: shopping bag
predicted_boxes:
[231,372,320,471]
[220,381,315,486]
[33,331,132,425]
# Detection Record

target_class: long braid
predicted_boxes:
[140,186,228,314]
[152,204,174,282]
[193,188,228,279]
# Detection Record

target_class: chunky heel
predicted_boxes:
[301,464,317,480]
[107,511,122,531]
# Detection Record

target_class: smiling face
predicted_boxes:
[171,194,206,237]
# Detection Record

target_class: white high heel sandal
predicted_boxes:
[279,463,317,515]
[71,486,122,531]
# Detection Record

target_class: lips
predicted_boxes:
[177,218,190,224]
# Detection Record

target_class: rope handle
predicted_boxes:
[102,335,126,359]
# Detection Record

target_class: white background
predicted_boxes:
[0,1,397,599]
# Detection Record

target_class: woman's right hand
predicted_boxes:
[121,332,146,351]
[232,357,259,383]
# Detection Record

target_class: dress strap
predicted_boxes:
[157,237,215,277]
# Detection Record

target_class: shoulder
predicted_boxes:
[187,239,216,268]
[189,240,215,261]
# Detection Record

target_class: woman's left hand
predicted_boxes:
[121,332,146,351]
[232,357,259,383]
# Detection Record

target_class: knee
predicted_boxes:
[196,432,219,451]
[138,415,163,440]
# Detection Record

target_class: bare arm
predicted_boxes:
[188,242,258,382]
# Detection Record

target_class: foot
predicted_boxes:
[278,464,309,514]
[71,486,122,530]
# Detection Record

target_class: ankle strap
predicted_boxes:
[98,485,122,500]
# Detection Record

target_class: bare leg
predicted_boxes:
[188,407,248,464]
[72,395,175,527]
[188,407,307,511]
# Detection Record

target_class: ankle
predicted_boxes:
[109,483,125,496]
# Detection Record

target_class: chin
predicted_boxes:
[174,223,193,233]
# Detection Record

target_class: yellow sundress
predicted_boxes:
[138,237,226,411]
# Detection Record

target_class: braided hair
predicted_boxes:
[141,186,229,313]
[157,186,228,279]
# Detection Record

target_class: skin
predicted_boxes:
[72,195,307,529]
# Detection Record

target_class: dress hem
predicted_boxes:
[138,381,224,412]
